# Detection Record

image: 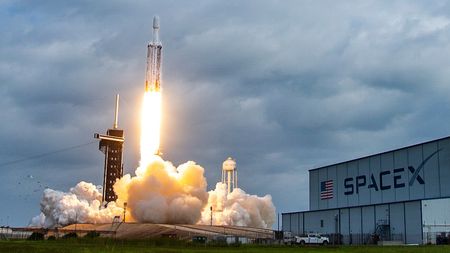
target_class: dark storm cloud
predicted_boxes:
[2,0,450,225]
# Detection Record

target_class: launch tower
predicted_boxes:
[222,157,238,194]
[94,94,124,204]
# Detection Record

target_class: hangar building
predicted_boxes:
[282,136,450,244]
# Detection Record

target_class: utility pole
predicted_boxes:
[277,213,280,231]
[75,212,78,233]
[123,202,127,222]
[210,206,213,226]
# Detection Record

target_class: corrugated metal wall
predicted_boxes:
[310,137,450,210]
[282,200,423,244]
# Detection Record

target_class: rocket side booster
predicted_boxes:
[145,16,162,92]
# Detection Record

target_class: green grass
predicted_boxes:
[1,240,450,253]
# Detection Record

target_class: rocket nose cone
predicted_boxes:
[153,16,160,29]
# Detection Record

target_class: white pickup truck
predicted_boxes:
[282,231,294,245]
[295,234,329,245]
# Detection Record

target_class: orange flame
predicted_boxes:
[140,91,162,166]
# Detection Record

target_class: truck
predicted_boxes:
[283,231,295,245]
[295,234,329,245]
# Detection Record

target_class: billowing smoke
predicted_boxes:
[30,181,123,228]
[114,156,209,224]
[199,183,275,228]
[30,157,275,229]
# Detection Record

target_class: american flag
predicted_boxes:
[320,180,333,200]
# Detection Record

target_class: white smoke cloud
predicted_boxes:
[30,157,275,229]
[200,183,275,228]
[114,155,209,224]
[30,181,123,228]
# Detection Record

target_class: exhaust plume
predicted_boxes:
[30,181,123,228]
[200,182,276,228]
[114,155,209,224]
[31,158,275,229]
[140,91,162,166]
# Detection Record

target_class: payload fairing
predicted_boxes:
[145,16,162,92]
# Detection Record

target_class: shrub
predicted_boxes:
[28,232,45,240]
[84,231,100,239]
[62,232,78,239]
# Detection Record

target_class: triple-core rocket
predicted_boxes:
[145,16,162,92]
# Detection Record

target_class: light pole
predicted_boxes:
[123,202,127,223]
[210,206,213,226]
[277,213,279,232]
[75,212,78,233]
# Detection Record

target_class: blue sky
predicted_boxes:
[2,0,450,226]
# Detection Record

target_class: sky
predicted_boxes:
[2,0,450,227]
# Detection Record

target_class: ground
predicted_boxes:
[1,240,450,253]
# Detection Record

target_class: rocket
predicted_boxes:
[145,16,162,92]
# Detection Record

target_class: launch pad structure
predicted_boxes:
[12,223,275,242]
[94,94,124,204]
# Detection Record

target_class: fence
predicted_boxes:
[423,232,450,245]
[0,227,32,240]
[324,233,404,245]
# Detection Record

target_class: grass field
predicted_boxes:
[1,240,450,253]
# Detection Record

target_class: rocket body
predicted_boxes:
[145,16,162,92]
